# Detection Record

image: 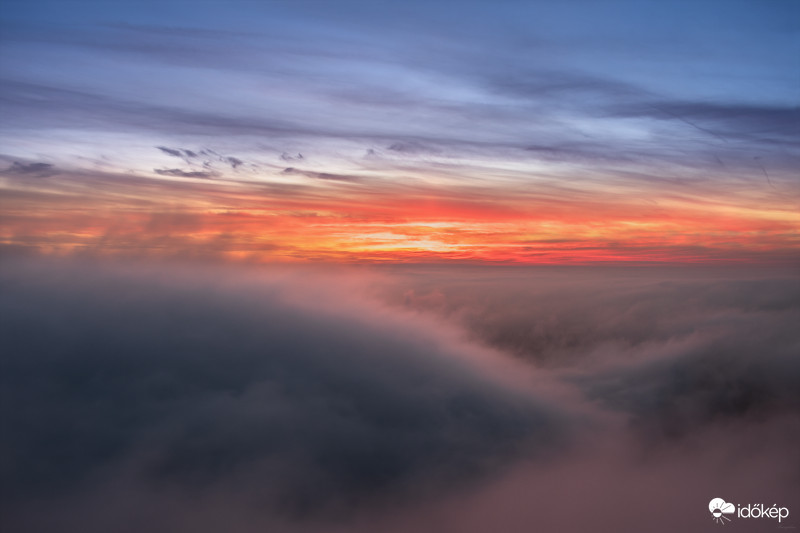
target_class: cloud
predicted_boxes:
[281,167,362,182]
[225,156,243,168]
[611,100,800,145]
[1,260,798,532]
[600,100,800,178]
[3,72,796,185]
[0,259,566,531]
[2,161,58,178]
[483,68,648,102]
[387,141,438,154]
[0,79,305,140]
[154,168,216,178]
[383,267,800,368]
[155,147,246,173]
[576,309,800,440]
[368,265,800,531]
[157,146,184,157]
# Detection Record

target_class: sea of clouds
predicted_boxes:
[1,258,798,532]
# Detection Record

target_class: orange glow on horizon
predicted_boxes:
[1,171,798,265]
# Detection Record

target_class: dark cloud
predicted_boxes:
[380,267,800,370]
[281,167,362,182]
[5,75,793,182]
[156,146,239,168]
[156,147,244,172]
[484,69,647,102]
[0,259,564,531]
[0,79,305,140]
[3,161,58,178]
[374,266,800,527]
[158,147,207,161]
[612,101,800,144]
[154,168,216,178]
[157,146,183,157]
[387,141,438,154]
[1,260,798,532]
[576,309,800,440]
[189,149,248,170]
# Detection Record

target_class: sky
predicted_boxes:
[1,0,798,264]
[1,2,800,532]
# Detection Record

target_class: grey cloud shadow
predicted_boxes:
[0,259,566,525]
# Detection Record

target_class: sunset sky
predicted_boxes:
[2,3,800,532]
[1,0,798,264]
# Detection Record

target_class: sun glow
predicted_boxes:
[2,169,797,264]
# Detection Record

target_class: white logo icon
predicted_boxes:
[709,498,735,524]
